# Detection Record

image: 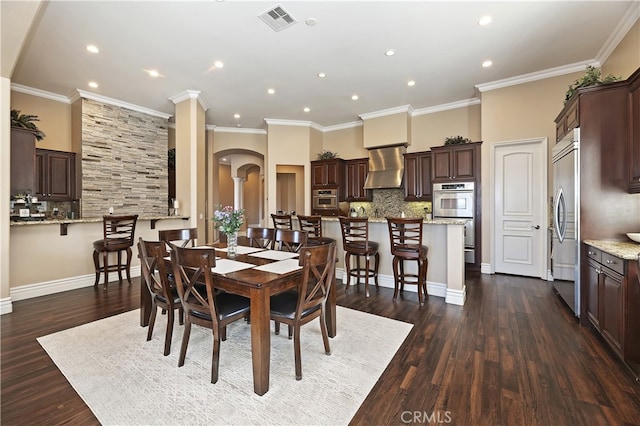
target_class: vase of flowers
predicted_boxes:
[213,206,244,258]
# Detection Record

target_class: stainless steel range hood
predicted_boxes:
[363,144,407,189]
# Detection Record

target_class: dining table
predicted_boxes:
[139,239,337,396]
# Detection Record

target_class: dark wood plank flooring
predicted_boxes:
[2,272,640,425]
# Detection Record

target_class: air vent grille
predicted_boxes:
[258,4,297,32]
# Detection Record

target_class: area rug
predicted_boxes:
[37,306,412,425]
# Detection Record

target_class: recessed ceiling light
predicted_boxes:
[385,49,396,56]
[303,107,310,113]
[86,45,99,53]
[88,81,99,88]
[267,88,275,94]
[213,60,224,69]
[351,95,359,100]
[305,17,317,26]
[234,113,240,119]
[147,69,160,77]
[482,60,493,68]
[407,80,416,87]
[317,72,326,78]
[236,124,242,128]
[479,15,492,26]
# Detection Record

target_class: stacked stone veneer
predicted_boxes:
[81,99,168,218]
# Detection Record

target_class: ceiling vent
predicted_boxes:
[258,4,297,32]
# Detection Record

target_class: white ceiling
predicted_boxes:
[6,1,639,130]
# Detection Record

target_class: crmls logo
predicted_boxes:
[400,410,453,424]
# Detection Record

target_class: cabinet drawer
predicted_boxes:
[585,246,601,263]
[602,252,624,276]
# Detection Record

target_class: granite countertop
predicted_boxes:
[584,239,640,260]
[321,216,467,225]
[10,215,188,226]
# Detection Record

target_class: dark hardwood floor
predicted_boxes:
[2,272,640,425]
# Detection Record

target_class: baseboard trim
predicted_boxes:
[445,286,466,306]
[10,266,142,302]
[0,297,13,315]
[480,263,492,274]
[339,268,447,299]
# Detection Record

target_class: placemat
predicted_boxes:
[249,250,299,261]
[215,245,266,255]
[211,259,256,274]
[252,258,302,274]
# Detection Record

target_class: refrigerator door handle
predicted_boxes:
[554,186,567,243]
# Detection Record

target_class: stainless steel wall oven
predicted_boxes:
[433,182,476,263]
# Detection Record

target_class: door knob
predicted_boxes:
[533,225,540,229]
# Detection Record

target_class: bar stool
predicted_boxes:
[338,216,379,297]
[297,214,334,246]
[271,213,293,230]
[93,214,138,290]
[386,217,429,305]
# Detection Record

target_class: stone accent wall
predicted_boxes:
[81,99,168,218]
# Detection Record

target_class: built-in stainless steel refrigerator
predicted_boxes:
[552,128,580,316]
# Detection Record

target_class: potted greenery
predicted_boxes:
[564,65,622,104]
[317,149,338,160]
[444,136,472,146]
[11,109,46,141]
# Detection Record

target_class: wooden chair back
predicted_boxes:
[138,238,172,300]
[246,227,276,249]
[386,217,424,260]
[158,228,197,248]
[103,214,138,251]
[338,216,371,254]
[271,213,293,230]
[296,241,337,314]
[275,228,308,253]
[170,245,218,326]
[297,215,323,238]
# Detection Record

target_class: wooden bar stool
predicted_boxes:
[338,216,379,297]
[297,214,334,246]
[386,217,429,305]
[93,214,138,290]
[271,213,293,230]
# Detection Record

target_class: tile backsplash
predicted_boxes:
[349,189,431,219]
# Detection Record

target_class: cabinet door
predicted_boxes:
[601,267,624,356]
[345,159,371,201]
[586,259,600,329]
[628,80,640,193]
[311,162,327,188]
[452,145,476,180]
[325,160,341,187]
[10,128,36,196]
[418,152,432,199]
[35,151,45,198]
[404,154,419,200]
[432,150,452,182]
[48,151,75,199]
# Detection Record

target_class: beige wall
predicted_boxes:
[11,91,72,151]
[602,20,640,78]
[362,112,410,148]
[411,105,481,151]
[323,125,366,159]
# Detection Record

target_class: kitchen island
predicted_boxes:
[322,217,467,306]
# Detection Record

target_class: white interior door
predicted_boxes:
[493,139,547,278]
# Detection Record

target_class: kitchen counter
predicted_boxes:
[583,239,640,260]
[322,216,466,225]
[10,215,187,226]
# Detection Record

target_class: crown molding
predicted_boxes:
[213,126,267,135]
[263,118,322,132]
[596,1,640,66]
[168,90,209,112]
[322,120,363,132]
[475,60,600,93]
[75,89,172,119]
[413,98,481,116]
[10,83,70,103]
[359,104,414,121]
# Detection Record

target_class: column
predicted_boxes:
[232,176,245,210]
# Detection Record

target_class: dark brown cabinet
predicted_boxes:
[344,158,371,202]
[311,159,344,189]
[35,149,76,201]
[555,100,579,142]
[584,244,640,373]
[431,142,481,183]
[404,151,432,201]
[10,128,36,197]
[628,69,640,193]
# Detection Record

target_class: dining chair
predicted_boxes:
[246,227,276,249]
[170,244,251,384]
[158,227,198,248]
[274,228,308,253]
[92,214,138,290]
[270,241,337,380]
[271,213,293,230]
[338,216,379,297]
[386,217,429,305]
[297,214,334,246]
[138,238,183,355]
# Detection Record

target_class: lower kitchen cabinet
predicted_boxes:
[36,149,76,201]
[583,243,640,374]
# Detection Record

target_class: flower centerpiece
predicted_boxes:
[213,205,244,258]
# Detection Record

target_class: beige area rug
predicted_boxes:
[37,306,412,425]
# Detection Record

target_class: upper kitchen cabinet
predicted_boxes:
[404,151,432,201]
[555,100,580,143]
[311,159,345,189]
[431,141,481,183]
[35,149,76,201]
[345,158,372,202]
[627,68,640,193]
[10,128,37,197]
